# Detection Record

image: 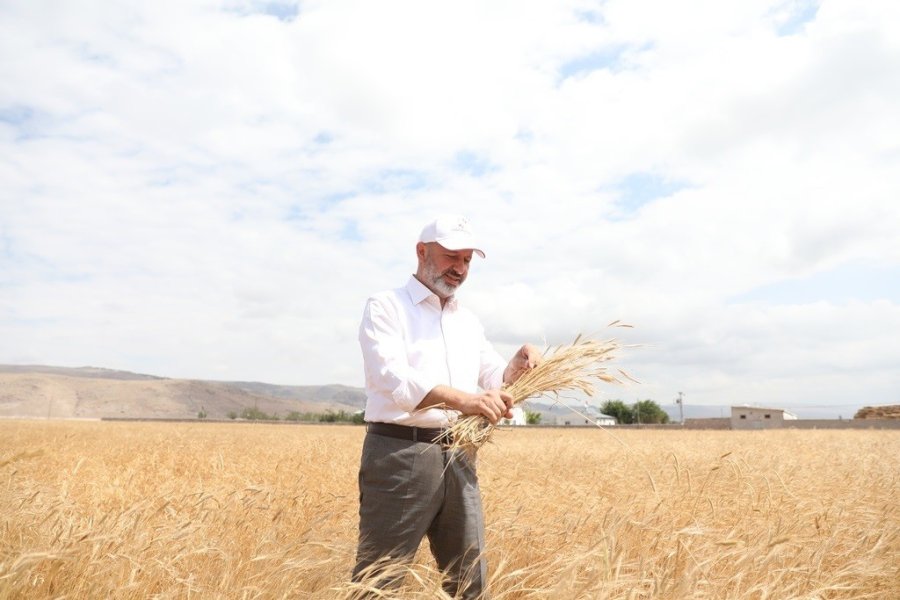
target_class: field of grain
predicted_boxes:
[1,420,897,599]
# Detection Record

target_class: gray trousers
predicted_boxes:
[352,431,487,599]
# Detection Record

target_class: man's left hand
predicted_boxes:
[503,343,543,384]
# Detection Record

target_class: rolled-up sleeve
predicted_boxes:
[359,296,440,413]
[478,335,506,392]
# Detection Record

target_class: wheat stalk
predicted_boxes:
[439,330,634,456]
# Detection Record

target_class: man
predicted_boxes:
[353,214,541,598]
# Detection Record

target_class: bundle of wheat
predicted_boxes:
[439,331,634,456]
[853,405,900,419]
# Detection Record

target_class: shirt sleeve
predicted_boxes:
[358,296,442,413]
[477,330,507,391]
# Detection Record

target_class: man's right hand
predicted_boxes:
[459,389,514,424]
[417,385,515,424]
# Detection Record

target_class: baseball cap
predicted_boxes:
[418,215,486,258]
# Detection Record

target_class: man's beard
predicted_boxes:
[423,260,462,298]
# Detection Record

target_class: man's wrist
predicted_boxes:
[418,385,473,413]
[502,364,519,385]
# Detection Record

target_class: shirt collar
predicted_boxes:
[406,275,457,309]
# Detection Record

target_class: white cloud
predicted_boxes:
[1,0,898,416]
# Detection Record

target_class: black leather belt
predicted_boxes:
[366,422,449,444]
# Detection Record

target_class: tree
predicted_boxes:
[633,399,670,424]
[285,411,311,422]
[241,406,278,420]
[601,400,633,424]
[525,410,542,425]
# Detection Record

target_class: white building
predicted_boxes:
[731,405,798,429]
[554,405,617,427]
[499,405,527,426]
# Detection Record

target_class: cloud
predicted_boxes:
[1,0,898,416]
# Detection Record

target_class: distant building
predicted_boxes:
[731,405,798,430]
[554,405,617,427]
[499,406,527,426]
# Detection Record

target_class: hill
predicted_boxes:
[0,365,365,420]
[0,364,163,381]
[526,400,857,422]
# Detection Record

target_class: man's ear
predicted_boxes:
[416,242,426,262]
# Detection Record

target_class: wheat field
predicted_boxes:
[1,420,897,599]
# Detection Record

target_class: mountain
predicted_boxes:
[2,365,862,422]
[228,381,366,409]
[0,365,365,420]
[0,364,164,381]
[659,403,862,420]
[524,399,856,422]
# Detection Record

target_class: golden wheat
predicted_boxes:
[442,335,628,455]
[1,421,898,599]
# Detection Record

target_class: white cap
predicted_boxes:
[418,215,485,258]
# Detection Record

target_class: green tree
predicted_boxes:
[319,410,342,423]
[601,399,633,424]
[633,399,670,424]
[241,406,278,421]
[319,410,365,424]
[525,410,542,425]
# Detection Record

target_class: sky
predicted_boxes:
[2,0,899,418]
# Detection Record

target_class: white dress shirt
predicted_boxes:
[359,275,506,428]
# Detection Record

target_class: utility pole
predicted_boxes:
[675,391,684,425]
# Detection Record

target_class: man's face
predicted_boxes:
[417,242,474,299]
